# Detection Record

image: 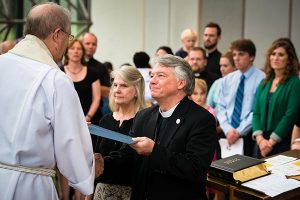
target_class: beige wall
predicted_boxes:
[291,0,300,61]
[244,0,290,68]
[91,0,300,69]
[90,0,198,67]
[200,0,243,60]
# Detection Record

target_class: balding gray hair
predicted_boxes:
[24,2,71,39]
[151,54,195,95]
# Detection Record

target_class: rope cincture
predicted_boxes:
[0,162,56,177]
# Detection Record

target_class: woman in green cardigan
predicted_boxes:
[252,38,300,158]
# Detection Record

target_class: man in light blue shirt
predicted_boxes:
[216,39,264,156]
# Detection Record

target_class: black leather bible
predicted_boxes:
[209,154,270,184]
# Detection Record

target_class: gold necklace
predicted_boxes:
[65,66,84,74]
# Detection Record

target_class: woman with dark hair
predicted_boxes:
[63,39,101,124]
[272,37,299,62]
[252,38,300,158]
[155,46,173,57]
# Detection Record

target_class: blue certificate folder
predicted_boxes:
[88,124,135,144]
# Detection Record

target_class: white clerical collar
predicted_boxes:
[159,103,179,118]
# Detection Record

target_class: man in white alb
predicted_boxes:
[0,3,102,200]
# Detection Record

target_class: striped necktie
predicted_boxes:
[231,75,245,128]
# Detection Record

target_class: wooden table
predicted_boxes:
[207,150,300,200]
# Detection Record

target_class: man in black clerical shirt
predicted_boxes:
[188,47,220,91]
[203,22,222,76]
[97,55,217,200]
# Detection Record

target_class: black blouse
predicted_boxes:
[62,67,100,124]
[92,113,134,156]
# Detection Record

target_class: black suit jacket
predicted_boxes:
[102,97,217,200]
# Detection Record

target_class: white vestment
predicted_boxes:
[0,35,95,200]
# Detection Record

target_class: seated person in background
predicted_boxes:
[252,38,300,158]
[155,46,173,57]
[207,51,236,109]
[175,28,198,59]
[92,65,147,200]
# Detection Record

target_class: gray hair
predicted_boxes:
[109,65,147,113]
[24,2,71,39]
[151,54,195,95]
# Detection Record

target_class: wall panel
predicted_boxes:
[244,0,289,68]
[91,0,145,67]
[291,0,300,60]
[90,0,296,69]
[201,0,243,53]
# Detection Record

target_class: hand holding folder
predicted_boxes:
[88,124,135,144]
[88,124,155,156]
[130,137,155,156]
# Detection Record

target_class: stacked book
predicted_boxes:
[209,153,300,197]
[209,154,269,185]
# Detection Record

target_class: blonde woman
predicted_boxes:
[92,65,147,200]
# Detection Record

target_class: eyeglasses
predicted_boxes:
[60,29,74,41]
